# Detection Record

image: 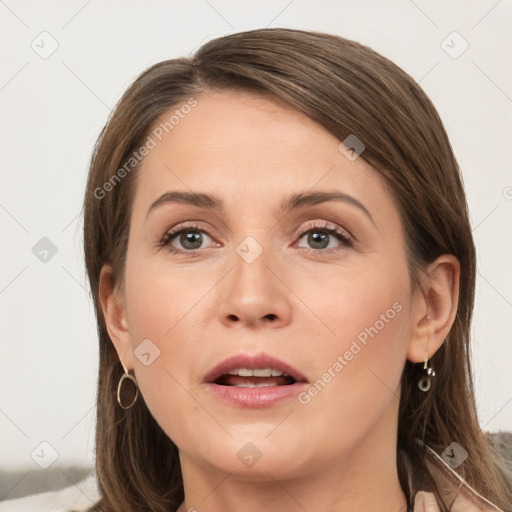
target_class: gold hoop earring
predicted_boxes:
[418,358,435,392]
[117,362,138,409]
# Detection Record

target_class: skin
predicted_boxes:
[99,90,460,512]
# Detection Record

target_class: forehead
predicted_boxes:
[152,90,339,164]
[132,90,394,222]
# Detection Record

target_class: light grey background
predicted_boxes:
[1,0,511,475]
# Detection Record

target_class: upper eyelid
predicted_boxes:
[292,220,352,238]
[164,219,349,237]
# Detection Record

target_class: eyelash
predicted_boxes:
[158,221,353,254]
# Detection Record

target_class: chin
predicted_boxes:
[189,432,312,480]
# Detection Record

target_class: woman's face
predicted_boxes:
[112,90,423,479]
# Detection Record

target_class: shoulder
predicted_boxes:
[410,436,508,512]
[0,474,100,512]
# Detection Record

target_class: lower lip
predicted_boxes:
[204,382,309,408]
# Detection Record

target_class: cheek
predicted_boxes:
[292,304,409,462]
[287,252,410,351]
[123,247,204,340]
[291,260,410,426]
[122,250,213,438]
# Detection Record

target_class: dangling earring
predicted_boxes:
[418,358,435,392]
[117,361,138,409]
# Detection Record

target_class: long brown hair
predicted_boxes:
[83,28,512,511]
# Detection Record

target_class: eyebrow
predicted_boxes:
[146,190,375,225]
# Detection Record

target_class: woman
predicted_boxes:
[80,28,511,511]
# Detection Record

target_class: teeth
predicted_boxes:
[253,368,272,377]
[235,382,275,388]
[225,368,289,377]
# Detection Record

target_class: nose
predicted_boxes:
[217,245,292,329]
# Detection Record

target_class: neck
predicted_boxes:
[177,434,408,512]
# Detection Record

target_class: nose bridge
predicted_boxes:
[231,232,276,302]
[217,231,291,327]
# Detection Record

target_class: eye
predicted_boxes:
[295,221,353,252]
[158,223,216,253]
[158,220,353,254]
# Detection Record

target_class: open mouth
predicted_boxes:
[203,354,308,406]
[214,369,297,387]
[203,353,308,388]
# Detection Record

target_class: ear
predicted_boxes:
[98,265,134,371]
[406,254,460,363]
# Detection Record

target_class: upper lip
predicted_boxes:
[203,352,308,384]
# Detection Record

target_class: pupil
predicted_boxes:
[181,231,202,249]
[309,232,328,249]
